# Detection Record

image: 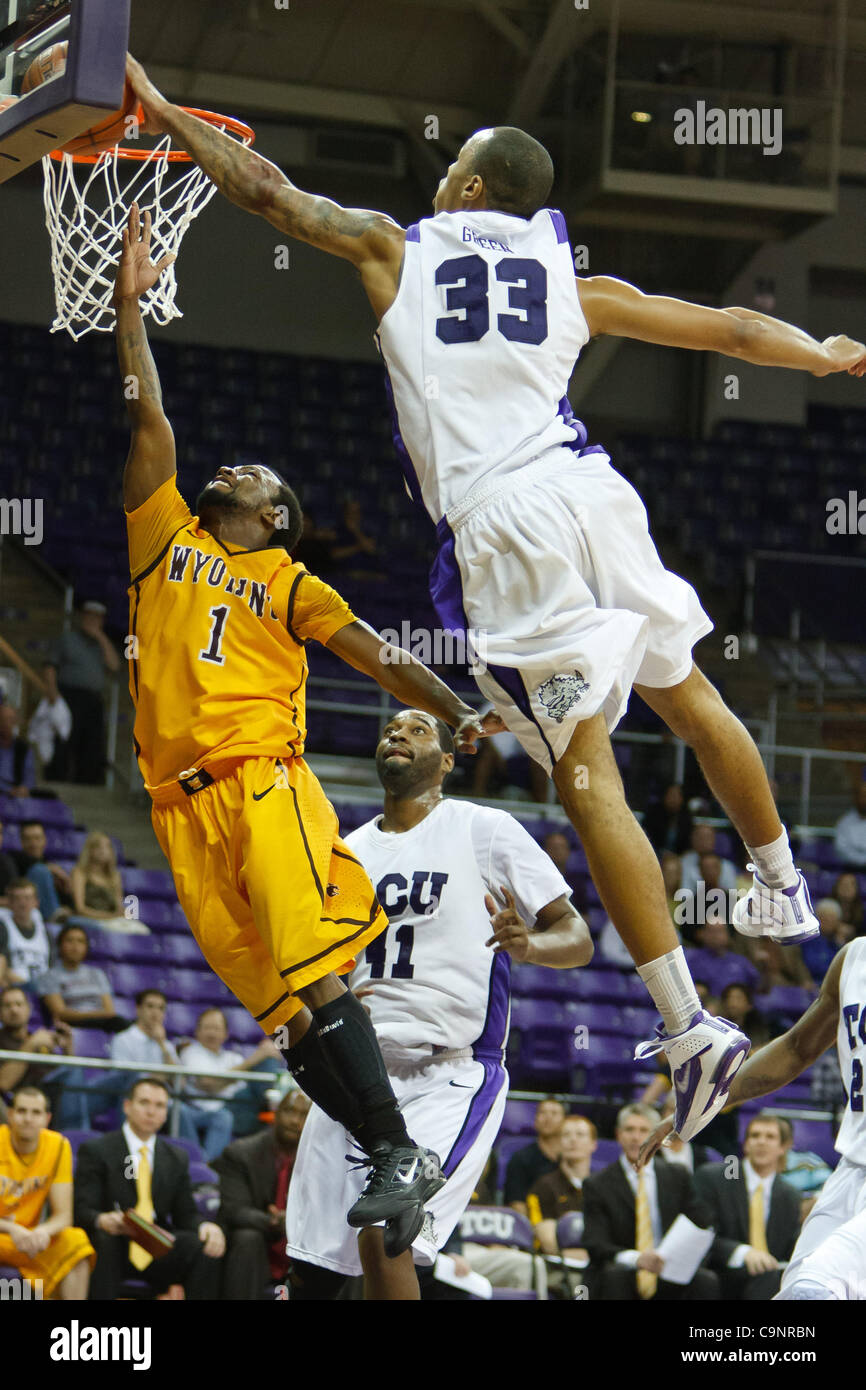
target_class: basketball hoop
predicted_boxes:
[41,107,255,340]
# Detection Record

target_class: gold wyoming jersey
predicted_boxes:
[126,476,357,795]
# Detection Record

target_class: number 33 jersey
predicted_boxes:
[345,798,572,1057]
[376,207,593,524]
[125,476,357,796]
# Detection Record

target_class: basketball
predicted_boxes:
[20,40,67,93]
[21,40,138,155]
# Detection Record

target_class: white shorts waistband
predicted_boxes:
[446,448,608,535]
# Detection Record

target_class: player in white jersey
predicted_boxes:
[640,936,866,1299]
[284,708,591,1299]
[126,60,866,1142]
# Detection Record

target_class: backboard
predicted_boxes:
[0,0,129,183]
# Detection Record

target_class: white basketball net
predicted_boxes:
[42,121,252,340]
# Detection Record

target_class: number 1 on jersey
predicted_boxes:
[200,605,229,665]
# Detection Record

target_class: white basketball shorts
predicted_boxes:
[430,447,713,773]
[776,1155,866,1299]
[285,1048,508,1276]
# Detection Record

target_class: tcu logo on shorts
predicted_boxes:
[536,672,589,723]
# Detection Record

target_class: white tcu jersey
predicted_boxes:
[836,938,866,1160]
[376,207,597,523]
[345,798,571,1057]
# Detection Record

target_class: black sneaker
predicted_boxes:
[383,1203,425,1259]
[346,1144,445,1230]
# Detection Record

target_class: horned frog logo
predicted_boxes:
[536,672,589,723]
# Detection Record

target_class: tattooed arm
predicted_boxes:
[125,56,405,320]
[113,204,177,511]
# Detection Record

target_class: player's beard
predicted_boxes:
[196,482,248,524]
[376,747,440,796]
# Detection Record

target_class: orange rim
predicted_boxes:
[49,105,255,163]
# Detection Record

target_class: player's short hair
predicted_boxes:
[467,127,554,219]
[126,1075,171,1103]
[432,717,455,757]
[266,469,303,552]
[11,1084,49,1109]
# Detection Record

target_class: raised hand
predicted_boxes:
[112,203,175,306]
[485,887,532,962]
[125,54,169,135]
[817,335,866,377]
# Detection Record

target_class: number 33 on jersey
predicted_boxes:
[125,475,357,797]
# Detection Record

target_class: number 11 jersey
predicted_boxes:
[376,206,593,524]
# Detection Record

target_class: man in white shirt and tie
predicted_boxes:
[694,1112,802,1300]
[582,1103,718,1299]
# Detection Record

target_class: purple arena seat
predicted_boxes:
[590,1139,621,1169]
[166,1002,205,1037]
[458,1205,535,1252]
[490,1288,539,1300]
[135,900,179,931]
[159,935,208,969]
[495,1134,531,1190]
[511,965,582,1003]
[791,1120,838,1169]
[562,1001,625,1034]
[188,1160,219,1185]
[162,969,227,1003]
[122,868,178,901]
[8,797,74,827]
[64,1129,98,1158]
[161,1136,205,1164]
[223,1008,264,1046]
[86,931,162,965]
[500,1099,538,1136]
[193,1185,220,1218]
[107,963,170,997]
[756,986,815,1023]
[556,1211,584,1247]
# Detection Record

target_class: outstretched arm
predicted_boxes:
[325,619,500,753]
[113,203,177,511]
[578,275,866,377]
[125,57,405,318]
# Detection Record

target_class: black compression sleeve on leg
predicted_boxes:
[280,1023,365,1135]
[311,991,409,1150]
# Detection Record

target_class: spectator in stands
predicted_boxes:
[684,913,760,999]
[27,664,72,781]
[112,989,180,1074]
[504,1097,565,1214]
[0,880,52,987]
[36,924,119,1030]
[801,898,855,981]
[661,851,683,924]
[0,701,36,798]
[0,986,86,1130]
[331,498,383,580]
[178,1008,282,1163]
[68,831,149,934]
[643,783,693,855]
[582,1102,718,1300]
[541,831,585,906]
[679,823,739,897]
[527,1114,596,1261]
[833,782,866,869]
[74,1076,224,1300]
[0,817,19,906]
[717,982,770,1051]
[0,1084,95,1299]
[47,601,120,786]
[832,871,864,934]
[11,819,70,923]
[467,709,548,805]
[746,936,815,994]
[214,1089,311,1299]
[695,1112,801,1301]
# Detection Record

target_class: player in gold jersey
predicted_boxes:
[114,205,497,1252]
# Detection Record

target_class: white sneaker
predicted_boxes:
[731,866,819,945]
[635,1010,750,1143]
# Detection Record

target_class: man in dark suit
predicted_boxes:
[74,1075,225,1300]
[695,1111,802,1300]
[583,1103,719,1300]
[214,1089,311,1299]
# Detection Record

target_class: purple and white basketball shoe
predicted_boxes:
[635,1011,750,1143]
[732,866,819,945]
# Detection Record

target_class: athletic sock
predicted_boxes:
[280,1023,365,1136]
[745,827,799,890]
[637,947,702,1036]
[310,991,410,1151]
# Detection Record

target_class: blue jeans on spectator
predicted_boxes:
[47,1065,127,1130]
[179,1104,234,1162]
[27,862,59,920]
